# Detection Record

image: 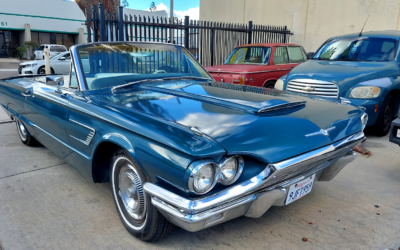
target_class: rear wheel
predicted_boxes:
[110,149,174,241]
[16,118,38,146]
[374,95,394,136]
[263,80,276,89]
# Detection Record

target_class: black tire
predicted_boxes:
[110,149,175,241]
[38,66,54,75]
[263,80,276,89]
[15,118,38,146]
[374,95,394,136]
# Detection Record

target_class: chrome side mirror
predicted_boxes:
[46,76,64,94]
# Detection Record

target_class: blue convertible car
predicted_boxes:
[0,42,367,241]
[275,31,400,135]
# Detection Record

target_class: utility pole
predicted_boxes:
[169,0,174,43]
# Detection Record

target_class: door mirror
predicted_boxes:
[46,76,64,94]
[306,52,314,60]
[59,57,66,61]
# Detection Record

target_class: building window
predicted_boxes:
[30,32,76,48]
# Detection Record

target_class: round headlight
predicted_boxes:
[361,112,368,130]
[349,86,381,99]
[274,79,284,90]
[219,156,244,185]
[189,162,218,194]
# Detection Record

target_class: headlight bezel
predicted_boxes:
[219,156,244,185]
[349,86,381,99]
[188,160,219,195]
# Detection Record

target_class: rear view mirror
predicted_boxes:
[306,52,314,60]
[46,76,64,94]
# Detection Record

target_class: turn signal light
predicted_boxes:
[375,104,379,113]
[233,77,245,84]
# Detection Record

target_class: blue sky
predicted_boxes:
[124,0,200,19]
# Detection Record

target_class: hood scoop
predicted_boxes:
[138,84,306,115]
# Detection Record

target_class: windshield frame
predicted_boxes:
[312,37,399,62]
[224,46,272,65]
[70,42,213,92]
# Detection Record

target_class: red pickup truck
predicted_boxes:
[205,43,308,88]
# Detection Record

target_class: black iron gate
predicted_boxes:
[86,4,292,66]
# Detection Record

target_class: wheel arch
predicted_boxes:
[37,65,55,74]
[387,89,400,117]
[91,135,135,183]
[263,79,277,87]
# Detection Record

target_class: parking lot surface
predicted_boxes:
[0,104,399,250]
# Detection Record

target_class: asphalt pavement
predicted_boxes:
[0,64,399,249]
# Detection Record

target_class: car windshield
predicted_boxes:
[76,43,211,91]
[313,37,397,61]
[51,53,68,60]
[224,47,271,64]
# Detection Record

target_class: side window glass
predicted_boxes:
[273,47,289,64]
[70,64,78,89]
[288,47,306,63]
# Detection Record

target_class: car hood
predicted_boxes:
[89,80,363,163]
[205,64,271,73]
[287,60,399,96]
[20,60,44,66]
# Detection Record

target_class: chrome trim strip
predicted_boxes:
[69,119,96,146]
[208,69,290,74]
[69,46,87,91]
[257,101,306,113]
[144,131,365,213]
[286,79,339,99]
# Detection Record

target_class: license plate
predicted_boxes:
[397,129,400,138]
[285,174,315,205]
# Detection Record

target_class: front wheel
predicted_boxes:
[110,149,174,241]
[373,94,394,136]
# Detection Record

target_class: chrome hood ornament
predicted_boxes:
[305,127,336,137]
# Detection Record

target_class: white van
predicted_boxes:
[34,44,67,60]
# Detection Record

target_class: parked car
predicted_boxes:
[275,31,400,135]
[34,44,67,60]
[204,43,308,88]
[18,52,71,75]
[0,42,367,241]
[389,109,400,146]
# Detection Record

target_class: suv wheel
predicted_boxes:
[374,94,394,136]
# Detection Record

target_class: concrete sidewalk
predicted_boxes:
[0,122,399,249]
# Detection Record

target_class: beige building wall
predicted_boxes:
[200,0,400,52]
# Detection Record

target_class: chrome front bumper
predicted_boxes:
[144,132,364,232]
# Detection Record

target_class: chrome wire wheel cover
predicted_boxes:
[16,120,27,141]
[118,165,146,222]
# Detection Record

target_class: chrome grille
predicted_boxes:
[286,79,339,98]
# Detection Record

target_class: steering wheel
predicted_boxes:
[153,70,167,74]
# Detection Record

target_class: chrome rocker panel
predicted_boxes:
[144,132,364,232]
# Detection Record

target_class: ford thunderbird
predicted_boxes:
[0,42,367,241]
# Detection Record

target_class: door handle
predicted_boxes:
[21,91,32,97]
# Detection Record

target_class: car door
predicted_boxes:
[287,46,307,69]
[35,45,44,59]
[23,78,72,161]
[53,53,71,74]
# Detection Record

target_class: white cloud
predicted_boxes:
[174,7,199,20]
[155,3,168,12]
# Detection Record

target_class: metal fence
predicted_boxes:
[86,4,292,66]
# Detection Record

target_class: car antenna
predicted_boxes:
[359,15,370,37]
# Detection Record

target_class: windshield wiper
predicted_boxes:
[315,57,332,60]
[337,58,362,61]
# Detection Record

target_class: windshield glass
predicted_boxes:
[313,37,397,61]
[51,52,68,60]
[76,43,211,91]
[224,47,271,64]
